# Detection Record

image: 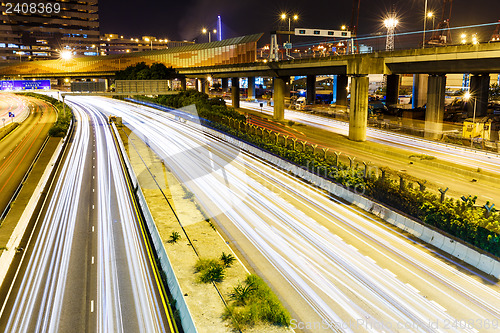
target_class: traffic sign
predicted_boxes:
[283,42,292,49]
[8,112,14,118]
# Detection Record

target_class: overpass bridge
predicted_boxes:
[1,33,500,141]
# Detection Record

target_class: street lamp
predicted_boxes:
[202,28,217,43]
[16,51,24,62]
[461,33,467,44]
[384,17,398,51]
[280,13,298,57]
[464,91,478,146]
[472,33,479,45]
[144,37,153,50]
[60,50,72,60]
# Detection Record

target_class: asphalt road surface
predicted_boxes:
[0,98,173,333]
[75,96,500,333]
[0,95,56,215]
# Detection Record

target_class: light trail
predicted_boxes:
[78,96,500,333]
[0,98,170,332]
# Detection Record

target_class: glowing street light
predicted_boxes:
[472,33,479,45]
[60,50,72,60]
[202,28,217,43]
[384,16,398,51]
[280,13,299,57]
[461,33,467,44]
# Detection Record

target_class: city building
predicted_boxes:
[99,34,194,55]
[0,0,99,61]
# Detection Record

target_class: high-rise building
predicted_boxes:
[0,0,99,62]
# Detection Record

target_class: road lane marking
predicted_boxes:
[348,244,358,252]
[91,256,94,264]
[92,226,94,232]
[333,235,343,241]
[92,205,94,210]
[405,283,420,294]
[430,300,446,312]
[91,300,94,313]
[383,268,397,278]
[93,188,95,192]
[364,256,376,264]
[93,176,95,179]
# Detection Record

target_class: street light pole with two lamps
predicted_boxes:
[202,28,217,43]
[280,13,298,57]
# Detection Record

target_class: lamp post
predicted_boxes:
[202,28,217,43]
[428,12,435,31]
[464,91,477,146]
[280,13,298,57]
[423,0,428,48]
[384,16,398,51]
[144,37,153,50]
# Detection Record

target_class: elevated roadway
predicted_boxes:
[74,96,500,333]
[0,97,173,332]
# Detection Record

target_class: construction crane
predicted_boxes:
[427,0,453,46]
[491,20,500,42]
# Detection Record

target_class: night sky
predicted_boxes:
[99,0,500,46]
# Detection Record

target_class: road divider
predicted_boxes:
[111,123,197,333]
[0,119,73,289]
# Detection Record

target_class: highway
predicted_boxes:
[0,98,172,332]
[76,96,500,333]
[0,95,56,216]
[234,100,500,176]
[0,94,31,124]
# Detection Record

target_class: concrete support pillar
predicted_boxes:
[412,74,428,108]
[180,77,187,90]
[348,75,369,142]
[194,79,200,92]
[306,75,316,104]
[285,76,291,98]
[104,78,110,91]
[386,74,400,107]
[248,77,255,100]
[469,74,490,117]
[425,74,446,140]
[221,78,228,91]
[200,78,209,94]
[231,77,240,109]
[273,76,286,121]
[336,74,348,108]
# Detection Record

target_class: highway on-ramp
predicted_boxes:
[0,98,173,333]
[75,96,500,333]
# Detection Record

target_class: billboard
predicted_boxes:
[0,80,51,91]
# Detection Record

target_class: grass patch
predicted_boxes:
[194,258,226,283]
[224,274,291,330]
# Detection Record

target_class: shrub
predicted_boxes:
[220,252,236,268]
[168,231,181,243]
[224,274,291,329]
[195,258,226,283]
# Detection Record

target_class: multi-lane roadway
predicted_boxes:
[74,96,500,333]
[0,95,56,216]
[0,97,173,332]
